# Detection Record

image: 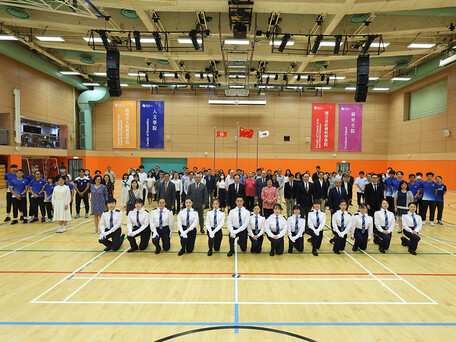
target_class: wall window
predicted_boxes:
[408,78,447,120]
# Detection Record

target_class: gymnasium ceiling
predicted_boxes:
[0,0,455,91]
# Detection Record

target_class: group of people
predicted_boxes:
[4,163,446,256]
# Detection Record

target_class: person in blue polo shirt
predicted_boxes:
[44,176,55,222]
[3,164,18,222]
[384,170,396,213]
[29,170,47,223]
[9,169,29,224]
[64,176,75,216]
[420,172,437,226]
[435,176,447,225]
[408,174,421,203]
[74,168,91,218]
[26,165,41,220]
[415,172,424,214]
[392,171,404,214]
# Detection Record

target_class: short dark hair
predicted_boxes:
[339,199,348,206]
[95,170,101,174]
[233,174,240,179]
[139,165,145,169]
[318,171,324,175]
[416,172,423,176]
[388,170,396,175]
[134,198,144,205]
[359,204,367,210]
[212,198,220,205]
[10,164,17,168]
[408,202,417,207]
[106,198,116,204]
[293,204,301,212]
[399,180,409,190]
[78,168,85,172]
[273,203,282,210]
[408,174,415,179]
[426,172,434,176]
[235,195,244,201]
[359,171,364,175]
[436,176,442,180]
[93,175,103,182]
[396,171,404,176]
[316,166,320,169]
[17,169,24,173]
[313,200,321,205]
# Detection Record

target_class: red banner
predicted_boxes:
[216,131,227,137]
[311,103,335,151]
[239,127,254,138]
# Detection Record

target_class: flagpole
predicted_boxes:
[213,127,216,171]
[256,128,259,170]
[236,122,239,170]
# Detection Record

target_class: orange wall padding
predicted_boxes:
[7,155,22,169]
[78,156,142,179]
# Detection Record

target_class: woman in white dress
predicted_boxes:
[120,173,130,209]
[52,176,71,233]
[145,171,156,206]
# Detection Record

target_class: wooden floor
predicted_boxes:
[0,187,456,341]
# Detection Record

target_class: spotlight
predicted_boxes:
[274,74,278,81]
[361,35,376,54]
[297,75,301,81]
[189,30,200,50]
[159,72,163,79]
[97,30,110,50]
[153,32,163,51]
[175,72,178,79]
[133,31,141,50]
[334,35,342,54]
[311,35,323,54]
[278,34,291,53]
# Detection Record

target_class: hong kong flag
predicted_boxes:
[216,131,227,138]
[239,126,254,138]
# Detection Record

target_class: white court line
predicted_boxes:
[0,220,92,259]
[416,233,456,255]
[62,248,129,302]
[322,232,406,303]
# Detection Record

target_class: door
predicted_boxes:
[68,159,83,180]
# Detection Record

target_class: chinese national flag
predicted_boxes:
[239,126,254,138]
[216,131,227,138]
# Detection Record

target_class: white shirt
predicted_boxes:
[264,214,287,238]
[287,214,305,241]
[247,214,265,237]
[351,213,373,239]
[99,209,123,238]
[402,211,422,233]
[171,178,182,192]
[332,210,352,237]
[127,207,150,237]
[150,207,174,237]
[276,174,285,188]
[177,208,199,237]
[184,178,195,193]
[225,175,235,189]
[374,209,395,233]
[355,177,368,193]
[138,172,148,189]
[307,210,326,234]
[205,209,225,237]
[227,206,250,236]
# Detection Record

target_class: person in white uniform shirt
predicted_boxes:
[307,200,326,256]
[177,199,199,256]
[150,198,174,254]
[287,205,305,253]
[205,198,225,256]
[226,196,250,257]
[400,202,422,255]
[350,204,373,252]
[264,203,287,256]
[276,169,285,204]
[374,200,395,254]
[247,204,265,254]
[126,198,151,253]
[171,172,182,214]
[355,171,368,205]
[98,198,125,252]
[137,165,148,200]
[331,199,352,254]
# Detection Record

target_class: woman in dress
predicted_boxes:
[52,176,71,233]
[271,174,280,189]
[261,179,279,219]
[90,175,108,234]
[394,180,413,233]
[216,172,227,212]
[120,173,130,209]
[145,171,156,206]
[127,180,142,215]
[103,174,114,199]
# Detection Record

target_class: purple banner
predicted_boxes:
[338,104,362,151]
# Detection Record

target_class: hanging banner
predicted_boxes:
[140,101,164,149]
[113,101,137,149]
[311,103,335,151]
[338,104,363,151]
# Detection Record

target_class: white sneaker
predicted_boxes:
[422,221,426,226]
[60,226,67,232]
[85,213,89,218]
[75,214,80,219]
[56,226,64,233]
[430,221,435,226]
[46,219,52,223]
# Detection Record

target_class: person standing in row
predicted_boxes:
[354,171,368,205]
[103,174,114,200]
[384,170,396,213]
[408,174,421,203]
[248,204,265,254]
[177,199,198,256]
[255,170,268,215]
[342,174,353,206]
[187,174,208,234]
[151,199,174,254]
[394,181,414,233]
[98,198,124,252]
[313,172,328,211]
[261,179,278,219]
[104,166,116,185]
[328,179,347,218]
[284,174,296,217]
[74,168,90,219]
[205,198,225,256]
[287,205,305,253]
[44,176,55,222]
[145,171,156,206]
[26,165,39,221]
[374,200,395,254]
[4,164,18,222]
[227,174,246,211]
[204,169,216,209]
[296,173,314,224]
[120,173,130,209]
[364,174,383,217]
[307,200,326,256]
[420,172,437,226]
[158,173,175,212]
[435,176,446,225]
[126,180,142,215]
[9,169,29,224]
[52,176,72,233]
[332,200,352,254]
[312,166,321,183]
[216,172,227,211]
[276,169,285,204]
[401,202,422,255]
[243,172,256,212]
[264,204,287,256]
[171,172,182,214]
[350,204,373,252]
[29,170,46,223]
[126,198,150,253]
[227,196,250,257]
[90,175,108,234]
[137,165,147,201]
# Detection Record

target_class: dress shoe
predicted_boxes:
[4,217,11,222]
[401,237,407,246]
[207,250,213,256]
[409,249,417,255]
[103,247,112,252]
[329,238,334,244]
[128,247,137,253]
[11,220,18,225]
[155,245,161,254]
[333,250,340,254]
[269,250,275,256]
[379,247,385,253]
[352,246,358,252]
[288,248,293,253]
[200,229,205,234]
[178,249,185,256]
[312,249,318,256]
[227,251,233,257]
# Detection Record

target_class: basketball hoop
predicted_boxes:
[234,95,240,105]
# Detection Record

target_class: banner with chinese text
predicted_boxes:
[113,101,137,148]
[338,104,362,151]
[311,103,335,151]
[140,101,164,149]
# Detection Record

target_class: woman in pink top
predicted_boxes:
[244,172,256,212]
[261,178,278,219]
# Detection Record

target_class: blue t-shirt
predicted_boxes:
[435,184,446,202]
[4,172,17,192]
[421,181,437,201]
[392,178,402,197]
[66,183,75,191]
[44,184,55,199]
[10,178,29,196]
[30,179,46,197]
[384,177,396,197]
[74,177,91,192]
[408,182,421,201]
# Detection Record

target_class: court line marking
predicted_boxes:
[418,233,456,252]
[234,237,239,334]
[70,276,402,281]
[0,220,92,259]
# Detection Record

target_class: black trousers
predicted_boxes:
[257,197,263,215]
[436,201,444,221]
[30,197,45,218]
[45,202,53,219]
[375,230,392,250]
[421,200,436,222]
[249,235,264,253]
[267,234,284,255]
[403,230,420,252]
[75,193,89,215]
[179,226,197,253]
[126,204,135,215]
[194,206,204,231]
[263,208,273,219]
[416,199,422,216]
[6,192,12,214]
[208,229,223,252]
[309,230,323,250]
[99,228,124,251]
[357,192,364,205]
[301,205,312,234]
[174,191,180,215]
[386,196,395,213]
[12,197,27,219]
[353,229,369,251]
[127,226,151,250]
[229,229,248,252]
[152,226,171,251]
[333,230,348,252]
[181,191,187,208]
[28,193,33,216]
[245,196,254,212]
[288,234,304,252]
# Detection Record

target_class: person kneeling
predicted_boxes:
[287,205,305,253]
[374,200,395,254]
[248,204,265,254]
[127,198,151,253]
[307,200,326,256]
[401,202,421,255]
[99,198,124,252]
[332,200,352,254]
[205,198,225,256]
[350,204,373,252]
[151,199,174,254]
[177,199,198,256]
[227,196,250,257]
[265,203,287,256]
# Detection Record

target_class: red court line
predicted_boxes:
[0,270,455,277]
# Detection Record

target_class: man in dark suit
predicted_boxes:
[328,178,348,217]
[154,165,161,180]
[227,174,246,211]
[296,173,314,226]
[342,174,353,206]
[347,170,355,187]
[204,169,216,209]
[254,170,268,214]
[313,171,328,209]
[284,174,296,217]
[312,166,321,183]
[364,173,384,217]
[187,173,209,234]
[157,173,175,211]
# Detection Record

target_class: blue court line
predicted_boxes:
[421,235,456,245]
[0,322,455,326]
[0,233,43,243]
[234,304,239,333]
